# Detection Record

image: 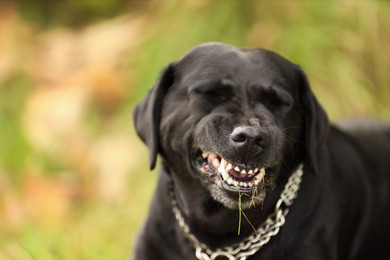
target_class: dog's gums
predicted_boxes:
[197,150,266,193]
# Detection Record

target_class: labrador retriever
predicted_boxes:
[132,43,390,260]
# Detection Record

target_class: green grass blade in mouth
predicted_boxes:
[238,188,242,235]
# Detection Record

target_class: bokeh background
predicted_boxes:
[0,0,389,259]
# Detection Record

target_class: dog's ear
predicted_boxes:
[133,64,176,170]
[297,69,329,175]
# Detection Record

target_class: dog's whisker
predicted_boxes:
[281,125,302,132]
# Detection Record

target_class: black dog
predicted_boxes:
[133,43,390,260]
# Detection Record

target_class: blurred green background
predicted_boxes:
[0,0,389,259]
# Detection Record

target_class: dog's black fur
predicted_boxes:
[133,43,390,260]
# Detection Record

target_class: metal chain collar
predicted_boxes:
[169,164,304,260]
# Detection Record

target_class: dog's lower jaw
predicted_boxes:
[208,182,266,210]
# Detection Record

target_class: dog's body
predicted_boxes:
[133,43,390,260]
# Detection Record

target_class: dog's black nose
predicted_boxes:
[230,126,268,148]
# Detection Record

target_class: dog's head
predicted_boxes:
[134,43,328,210]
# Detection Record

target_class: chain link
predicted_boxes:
[169,164,303,260]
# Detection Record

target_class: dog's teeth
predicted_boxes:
[227,177,233,185]
[218,161,225,173]
[217,159,228,174]
[239,182,248,188]
[220,158,228,167]
[202,152,209,159]
[260,167,265,175]
[233,180,239,187]
[248,170,254,175]
[222,170,229,180]
[241,169,246,174]
[254,179,259,185]
[207,152,217,160]
[254,168,259,173]
[234,166,240,171]
[248,182,254,187]
[226,163,233,171]
[255,168,266,182]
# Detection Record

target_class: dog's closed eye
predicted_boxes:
[191,84,233,103]
[256,88,292,111]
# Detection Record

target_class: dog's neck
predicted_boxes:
[164,164,304,257]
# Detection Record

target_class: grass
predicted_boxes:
[237,188,242,235]
[0,162,156,259]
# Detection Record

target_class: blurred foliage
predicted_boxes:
[16,0,132,28]
[0,75,33,178]
[0,0,389,259]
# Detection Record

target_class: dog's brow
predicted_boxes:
[252,84,293,104]
[252,82,288,93]
[188,80,234,93]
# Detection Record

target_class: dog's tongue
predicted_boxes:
[229,170,249,180]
